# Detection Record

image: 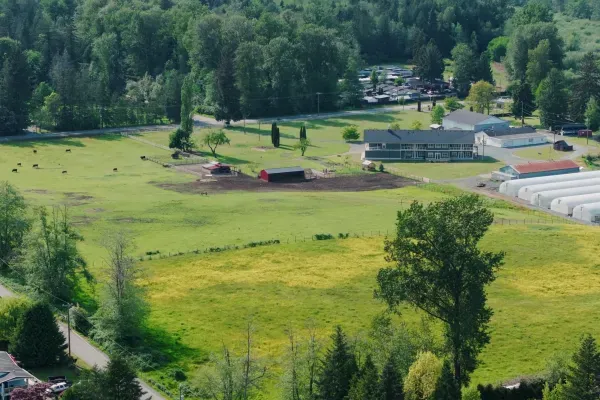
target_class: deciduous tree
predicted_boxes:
[570,52,600,122]
[0,182,30,270]
[467,81,495,114]
[169,127,195,152]
[451,44,476,97]
[0,298,32,343]
[585,97,600,132]
[376,195,504,387]
[431,106,445,125]
[294,138,311,157]
[444,98,464,112]
[403,352,442,400]
[202,129,231,157]
[526,40,553,92]
[342,125,360,141]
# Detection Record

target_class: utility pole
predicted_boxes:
[179,384,184,400]
[521,101,524,127]
[67,305,71,357]
[316,92,322,114]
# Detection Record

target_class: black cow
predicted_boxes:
[12,169,17,173]
[33,164,38,168]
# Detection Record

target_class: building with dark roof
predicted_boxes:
[0,352,36,400]
[363,130,476,162]
[260,167,306,182]
[443,109,510,131]
[499,160,580,179]
[475,126,549,148]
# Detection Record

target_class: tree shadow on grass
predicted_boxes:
[139,325,207,371]
[340,113,399,123]
[90,134,126,142]
[2,138,87,148]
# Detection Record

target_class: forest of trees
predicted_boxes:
[0,0,513,135]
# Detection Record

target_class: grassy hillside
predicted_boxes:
[140,224,600,396]
[555,13,600,68]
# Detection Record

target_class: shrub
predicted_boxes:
[314,233,334,240]
[342,125,360,141]
[170,368,187,382]
[338,233,350,239]
[69,306,92,336]
[379,163,385,172]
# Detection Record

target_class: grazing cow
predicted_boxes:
[113,168,118,172]
[140,156,146,160]
[33,164,38,168]
[12,169,17,173]
[66,149,71,153]
[33,150,37,154]
[17,163,21,166]
[62,171,67,174]
[201,192,208,196]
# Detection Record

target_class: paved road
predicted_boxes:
[0,284,166,400]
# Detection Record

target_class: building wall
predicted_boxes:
[442,119,474,131]
[364,142,474,161]
[499,136,547,148]
[474,121,510,132]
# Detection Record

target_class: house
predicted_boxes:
[475,126,548,148]
[553,140,573,151]
[443,110,510,132]
[498,160,580,179]
[363,130,476,162]
[0,352,36,400]
[260,167,305,182]
[374,94,390,104]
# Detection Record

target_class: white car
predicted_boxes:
[46,382,70,395]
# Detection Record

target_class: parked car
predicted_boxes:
[46,382,71,395]
[476,182,486,188]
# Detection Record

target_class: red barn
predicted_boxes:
[260,167,305,182]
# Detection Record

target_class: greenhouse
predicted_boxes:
[530,185,600,208]
[499,170,600,197]
[572,202,600,223]
[517,178,600,201]
[551,193,600,215]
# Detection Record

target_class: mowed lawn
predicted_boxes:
[141,224,600,396]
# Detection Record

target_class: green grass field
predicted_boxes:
[140,223,600,396]
[555,13,600,67]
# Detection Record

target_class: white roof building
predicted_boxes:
[499,171,600,197]
[551,193,600,215]
[572,202,600,223]
[518,178,600,201]
[530,185,600,208]
[443,110,510,132]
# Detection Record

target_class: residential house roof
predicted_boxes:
[444,110,507,126]
[0,352,34,384]
[481,126,537,137]
[364,130,475,144]
[262,167,305,174]
[509,160,580,174]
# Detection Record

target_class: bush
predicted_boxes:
[477,379,545,400]
[379,163,385,172]
[338,233,350,239]
[314,233,334,240]
[145,250,160,256]
[342,125,360,141]
[170,368,187,382]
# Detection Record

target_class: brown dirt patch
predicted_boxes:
[157,172,417,194]
[26,189,50,195]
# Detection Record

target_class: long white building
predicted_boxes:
[551,193,600,215]
[572,202,600,223]
[518,178,600,201]
[500,170,600,197]
[530,185,600,208]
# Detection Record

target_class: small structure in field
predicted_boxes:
[362,160,377,171]
[260,166,305,182]
[498,160,580,180]
[202,161,232,174]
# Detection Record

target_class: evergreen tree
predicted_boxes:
[380,358,404,400]
[271,122,280,148]
[0,38,31,136]
[570,52,600,122]
[536,69,569,129]
[475,51,494,85]
[451,44,476,97]
[565,335,600,400]
[340,53,364,108]
[104,355,145,400]
[9,303,67,368]
[434,360,461,400]
[348,354,380,400]
[180,74,194,134]
[214,54,241,124]
[317,326,358,400]
[300,125,307,140]
[510,80,535,119]
[414,41,444,84]
[526,40,553,92]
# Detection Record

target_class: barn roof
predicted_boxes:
[262,166,305,174]
[364,130,475,144]
[510,160,580,174]
[444,110,506,126]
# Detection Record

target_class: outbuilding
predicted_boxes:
[443,110,510,132]
[572,202,600,223]
[517,178,600,201]
[499,160,580,180]
[530,185,600,208]
[553,140,573,151]
[475,126,548,148]
[260,167,305,182]
[500,170,600,196]
[551,193,600,215]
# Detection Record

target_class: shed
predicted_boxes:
[551,193,600,215]
[260,167,305,182]
[362,160,377,171]
[443,110,510,132]
[202,162,232,174]
[517,178,600,201]
[572,202,600,223]
[499,170,600,196]
[530,185,600,208]
[499,160,580,180]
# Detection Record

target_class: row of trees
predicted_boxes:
[502,2,600,129]
[0,0,516,135]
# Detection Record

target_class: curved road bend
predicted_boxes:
[0,283,166,400]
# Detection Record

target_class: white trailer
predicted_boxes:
[551,193,600,215]
[572,202,600,223]
[518,178,600,201]
[531,185,600,208]
[499,171,600,197]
